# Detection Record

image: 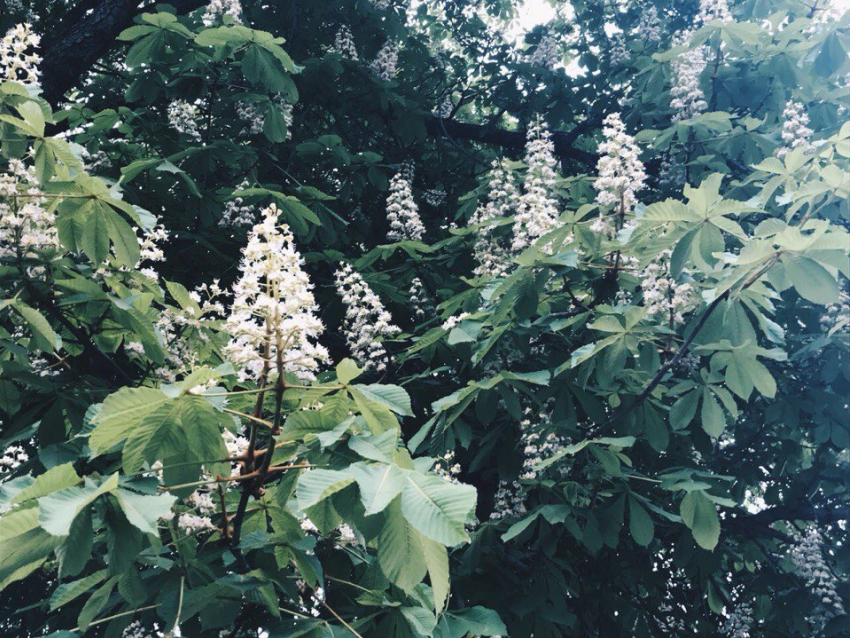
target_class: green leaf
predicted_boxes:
[351,462,406,515]
[38,474,119,536]
[114,489,176,536]
[15,303,60,352]
[336,358,362,384]
[89,387,171,455]
[782,255,840,305]
[628,497,654,547]
[400,472,476,546]
[77,576,117,631]
[420,535,450,614]
[680,491,721,551]
[296,469,355,511]
[352,384,413,416]
[377,500,427,592]
[700,389,725,438]
[49,569,108,611]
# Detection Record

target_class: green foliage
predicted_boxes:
[1,1,849,637]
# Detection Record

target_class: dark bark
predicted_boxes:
[426,116,599,166]
[40,0,206,105]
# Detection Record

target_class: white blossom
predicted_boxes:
[490,480,526,521]
[202,0,242,26]
[434,95,452,119]
[237,97,292,138]
[177,512,216,535]
[594,113,646,236]
[224,204,329,382]
[512,117,560,251]
[528,33,560,69]
[670,31,708,122]
[219,180,257,228]
[332,25,358,60]
[775,101,815,158]
[386,173,425,241]
[790,526,846,635]
[121,620,161,638]
[167,101,203,141]
[0,444,28,470]
[722,599,753,638]
[0,23,40,85]
[138,224,168,264]
[609,34,629,65]
[821,291,850,334]
[0,159,57,259]
[470,159,519,278]
[409,276,434,321]
[370,40,400,82]
[659,151,686,191]
[422,188,446,207]
[432,450,462,483]
[441,312,470,331]
[697,0,733,24]
[640,249,699,326]
[638,6,663,44]
[334,263,400,371]
[189,491,216,515]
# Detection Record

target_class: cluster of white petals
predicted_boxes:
[821,291,849,334]
[219,180,256,228]
[0,23,40,85]
[0,159,57,259]
[490,480,527,521]
[594,113,646,235]
[609,34,629,65]
[638,6,663,44]
[470,159,519,278]
[422,188,446,207]
[528,33,560,69]
[518,405,566,481]
[775,101,815,158]
[177,512,216,535]
[790,527,846,635]
[386,173,425,241]
[698,0,733,24]
[202,0,243,26]
[722,599,753,638]
[659,152,686,191]
[122,621,161,638]
[237,97,292,138]
[670,32,708,122]
[441,312,470,331]
[512,117,560,251]
[224,205,329,382]
[1,444,28,470]
[167,101,203,141]
[434,95,452,118]
[409,276,434,321]
[189,490,216,515]
[433,450,462,483]
[640,250,699,325]
[370,40,400,81]
[332,25,358,60]
[334,263,400,371]
[138,224,168,264]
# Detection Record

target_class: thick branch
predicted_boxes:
[40,0,206,104]
[425,116,599,166]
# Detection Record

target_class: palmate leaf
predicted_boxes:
[89,387,171,454]
[38,473,119,536]
[400,472,476,546]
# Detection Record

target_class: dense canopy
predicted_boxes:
[0,1,848,637]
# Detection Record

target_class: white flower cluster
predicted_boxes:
[640,250,699,326]
[609,34,629,65]
[490,480,527,521]
[386,173,425,242]
[821,291,849,334]
[423,188,446,207]
[1,444,28,470]
[434,96,452,119]
[775,101,815,158]
[189,490,216,515]
[518,405,565,481]
[0,23,40,85]
[441,312,470,331]
[332,25,358,60]
[433,451,462,483]
[219,180,257,228]
[138,224,168,264]
[659,152,686,191]
[470,159,519,278]
[594,113,646,235]
[638,6,663,44]
[177,512,217,535]
[121,621,161,638]
[790,526,846,635]
[722,599,753,638]
[236,97,293,138]
[202,0,243,26]
[512,117,561,252]
[224,204,329,382]
[697,0,733,24]
[0,159,57,259]
[528,33,560,70]
[167,101,203,141]
[335,263,400,371]
[670,32,708,123]
[222,429,249,476]
[370,40,400,82]
[409,276,434,321]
